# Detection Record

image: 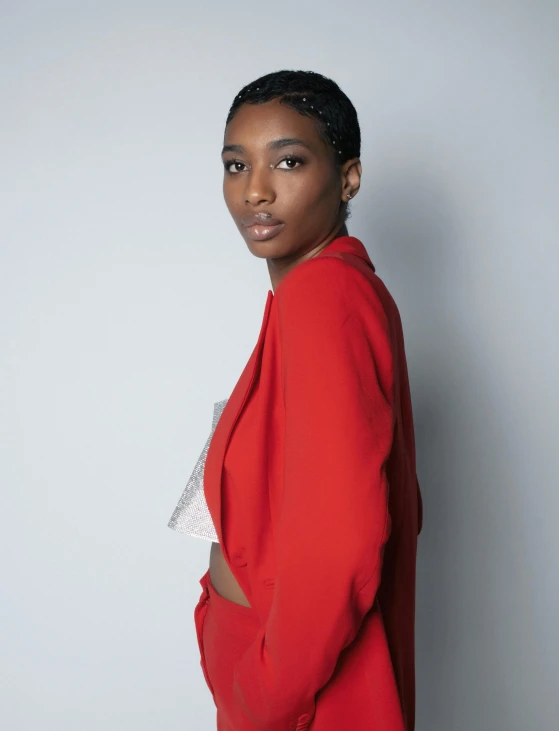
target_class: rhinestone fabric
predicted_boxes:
[167,398,229,542]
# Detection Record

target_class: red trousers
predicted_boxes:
[194,567,407,730]
[194,568,262,730]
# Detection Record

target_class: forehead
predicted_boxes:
[224,98,324,151]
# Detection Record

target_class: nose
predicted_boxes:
[244,163,274,206]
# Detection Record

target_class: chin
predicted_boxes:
[243,235,288,259]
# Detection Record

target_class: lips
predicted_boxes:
[243,219,285,242]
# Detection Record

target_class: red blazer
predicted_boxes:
[204,235,422,731]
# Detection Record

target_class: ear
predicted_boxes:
[341,157,362,199]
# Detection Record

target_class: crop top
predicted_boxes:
[167,398,228,542]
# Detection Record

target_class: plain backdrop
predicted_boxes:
[1,2,558,730]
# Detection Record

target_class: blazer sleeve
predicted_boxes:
[232,257,395,731]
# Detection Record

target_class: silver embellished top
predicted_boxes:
[167,398,229,542]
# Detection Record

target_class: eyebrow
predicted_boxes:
[221,137,312,156]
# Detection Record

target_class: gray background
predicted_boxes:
[1,2,558,729]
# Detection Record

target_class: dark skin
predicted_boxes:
[221,97,362,292]
[209,98,363,607]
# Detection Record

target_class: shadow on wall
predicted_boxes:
[365,156,551,731]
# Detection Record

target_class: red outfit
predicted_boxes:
[195,568,263,730]
[200,235,422,731]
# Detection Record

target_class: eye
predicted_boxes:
[277,155,305,170]
[223,159,247,174]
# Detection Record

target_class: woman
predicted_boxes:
[168,69,423,731]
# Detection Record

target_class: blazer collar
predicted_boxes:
[316,234,375,272]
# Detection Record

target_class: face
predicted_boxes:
[221,98,361,287]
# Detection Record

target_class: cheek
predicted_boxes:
[280,174,334,213]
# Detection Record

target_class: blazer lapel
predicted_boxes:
[203,288,274,562]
